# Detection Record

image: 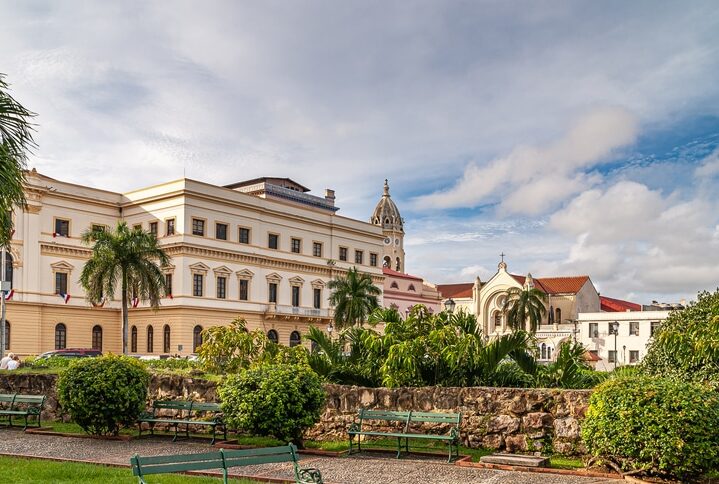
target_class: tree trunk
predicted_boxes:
[122,270,129,355]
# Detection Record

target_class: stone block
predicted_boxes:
[504,434,528,452]
[523,412,553,430]
[486,415,520,434]
[482,433,504,450]
[480,453,548,467]
[554,417,581,439]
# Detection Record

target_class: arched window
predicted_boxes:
[390,282,399,289]
[131,326,138,353]
[548,306,554,324]
[146,325,154,353]
[383,256,391,268]
[55,323,66,350]
[92,325,102,351]
[3,252,12,286]
[547,346,553,360]
[494,312,501,330]
[555,308,561,324]
[541,343,547,360]
[3,320,9,351]
[395,257,401,272]
[163,324,171,353]
[408,284,416,292]
[267,329,278,344]
[193,325,203,352]
[289,331,301,347]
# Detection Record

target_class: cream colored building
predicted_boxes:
[438,259,600,360]
[3,171,384,356]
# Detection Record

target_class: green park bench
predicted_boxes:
[0,393,46,429]
[130,444,323,484]
[347,409,462,462]
[138,400,227,444]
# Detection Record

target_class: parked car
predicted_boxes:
[36,349,102,359]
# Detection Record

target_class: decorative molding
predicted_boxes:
[213,265,232,275]
[24,204,42,214]
[235,269,255,280]
[266,272,282,283]
[310,279,326,289]
[50,260,75,272]
[288,275,305,286]
[40,243,91,259]
[188,262,210,273]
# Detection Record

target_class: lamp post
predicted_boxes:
[609,321,619,370]
[444,298,456,314]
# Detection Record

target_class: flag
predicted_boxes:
[2,289,13,301]
[58,293,71,304]
[131,297,139,308]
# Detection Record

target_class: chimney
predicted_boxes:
[324,189,336,206]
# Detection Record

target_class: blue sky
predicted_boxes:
[1,0,718,303]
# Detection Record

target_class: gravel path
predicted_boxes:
[0,429,618,484]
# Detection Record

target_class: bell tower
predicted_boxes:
[370,179,405,272]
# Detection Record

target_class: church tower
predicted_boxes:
[371,179,405,272]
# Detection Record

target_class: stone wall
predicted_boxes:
[0,374,590,454]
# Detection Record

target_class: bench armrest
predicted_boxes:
[347,422,360,434]
[297,467,323,484]
[27,407,41,415]
[449,427,459,442]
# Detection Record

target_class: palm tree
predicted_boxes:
[80,222,170,354]
[327,267,381,329]
[0,74,36,246]
[502,286,548,333]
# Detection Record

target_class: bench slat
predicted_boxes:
[136,451,220,465]
[134,459,224,476]
[223,446,296,458]
[224,453,294,468]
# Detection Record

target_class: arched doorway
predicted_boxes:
[91,325,102,351]
[55,323,66,350]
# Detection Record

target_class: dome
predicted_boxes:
[371,179,403,231]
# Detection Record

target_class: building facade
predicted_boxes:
[381,268,442,315]
[3,170,384,356]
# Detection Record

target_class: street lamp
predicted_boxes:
[609,321,619,370]
[444,298,456,314]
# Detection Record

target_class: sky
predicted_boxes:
[1,0,718,304]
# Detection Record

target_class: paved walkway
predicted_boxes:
[0,430,618,483]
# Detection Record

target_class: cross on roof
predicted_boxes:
[500,252,505,263]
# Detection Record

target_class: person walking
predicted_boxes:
[6,354,20,370]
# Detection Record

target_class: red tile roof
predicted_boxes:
[511,275,590,294]
[437,283,474,299]
[600,295,641,312]
[382,267,424,281]
[584,351,602,362]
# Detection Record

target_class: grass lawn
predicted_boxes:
[0,456,263,483]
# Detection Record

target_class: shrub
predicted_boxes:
[57,355,150,436]
[582,376,719,480]
[23,355,73,370]
[197,318,271,373]
[142,357,201,372]
[219,363,326,446]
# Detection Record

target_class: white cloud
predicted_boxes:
[695,148,719,178]
[414,107,639,213]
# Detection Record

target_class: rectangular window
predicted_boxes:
[165,273,172,297]
[166,218,176,236]
[133,224,142,231]
[650,321,661,337]
[588,323,598,338]
[268,233,279,249]
[291,286,300,307]
[91,224,105,233]
[312,242,322,257]
[370,253,378,267]
[313,288,321,309]
[291,238,301,254]
[55,272,68,294]
[339,247,348,261]
[192,218,205,236]
[193,273,203,297]
[608,350,617,363]
[239,279,249,301]
[216,276,226,299]
[215,223,228,240]
[355,250,364,264]
[239,227,250,244]
[55,219,70,237]
[608,322,618,335]
[268,283,278,303]
[149,222,158,237]
[629,350,640,363]
[629,321,639,336]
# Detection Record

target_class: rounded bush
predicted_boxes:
[582,376,719,480]
[219,363,326,445]
[57,355,150,435]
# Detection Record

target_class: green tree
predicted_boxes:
[641,289,719,385]
[327,267,381,329]
[0,74,36,246]
[197,318,271,373]
[512,339,606,389]
[502,286,548,332]
[79,222,170,354]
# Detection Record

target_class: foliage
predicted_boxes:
[57,355,150,436]
[197,319,271,373]
[0,74,36,246]
[502,286,548,332]
[512,340,606,389]
[582,376,719,480]
[327,267,381,329]
[641,289,719,384]
[143,358,201,371]
[22,355,73,369]
[306,306,604,389]
[219,363,326,446]
[80,221,170,354]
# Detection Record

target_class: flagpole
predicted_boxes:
[1,246,6,360]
